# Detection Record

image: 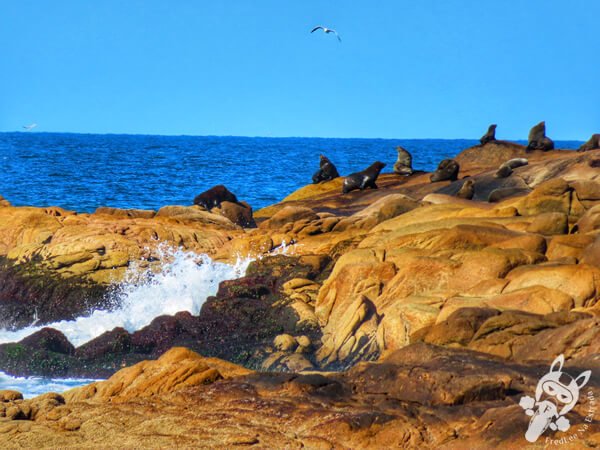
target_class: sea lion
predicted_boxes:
[430,159,459,182]
[494,157,529,178]
[216,201,256,228]
[393,146,413,176]
[526,121,554,152]
[456,179,474,199]
[193,184,238,210]
[495,165,513,178]
[578,134,600,152]
[480,124,497,145]
[312,154,340,183]
[342,161,386,194]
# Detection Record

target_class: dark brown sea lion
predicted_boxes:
[480,124,497,145]
[456,179,474,199]
[578,134,600,152]
[526,121,554,152]
[342,161,386,194]
[393,146,413,176]
[312,154,340,183]
[193,184,238,210]
[430,159,459,182]
[494,157,529,178]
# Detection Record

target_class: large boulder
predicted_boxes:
[65,347,249,402]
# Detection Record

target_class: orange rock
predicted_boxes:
[65,347,250,403]
[504,263,600,307]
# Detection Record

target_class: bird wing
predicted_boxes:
[311,26,324,33]
[327,29,342,41]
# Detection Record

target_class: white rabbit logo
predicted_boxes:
[519,354,592,443]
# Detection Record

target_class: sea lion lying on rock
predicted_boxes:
[312,155,340,183]
[393,146,413,176]
[193,185,256,227]
[193,184,238,210]
[494,158,529,178]
[526,121,554,152]
[342,161,386,194]
[578,134,600,152]
[480,124,497,145]
[430,159,459,182]
[456,179,474,199]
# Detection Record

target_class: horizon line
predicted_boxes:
[0,130,586,143]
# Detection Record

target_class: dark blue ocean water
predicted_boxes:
[0,133,583,212]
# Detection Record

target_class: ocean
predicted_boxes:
[0,132,584,396]
[0,132,583,212]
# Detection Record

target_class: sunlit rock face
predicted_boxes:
[1,145,600,447]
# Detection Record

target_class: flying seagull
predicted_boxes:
[311,26,341,42]
[22,123,37,131]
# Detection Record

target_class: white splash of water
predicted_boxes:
[0,371,100,398]
[0,246,252,347]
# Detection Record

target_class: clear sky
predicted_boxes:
[1,1,598,139]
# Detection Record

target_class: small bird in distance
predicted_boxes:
[22,123,38,131]
[311,26,341,42]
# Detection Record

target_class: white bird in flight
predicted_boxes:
[22,123,38,131]
[311,26,341,42]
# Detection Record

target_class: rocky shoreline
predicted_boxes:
[1,141,599,447]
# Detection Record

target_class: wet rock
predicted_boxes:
[0,257,108,329]
[75,327,132,360]
[19,328,75,355]
[131,315,186,354]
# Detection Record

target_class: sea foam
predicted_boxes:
[0,246,251,347]
[0,371,100,398]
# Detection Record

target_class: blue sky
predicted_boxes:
[1,0,598,139]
